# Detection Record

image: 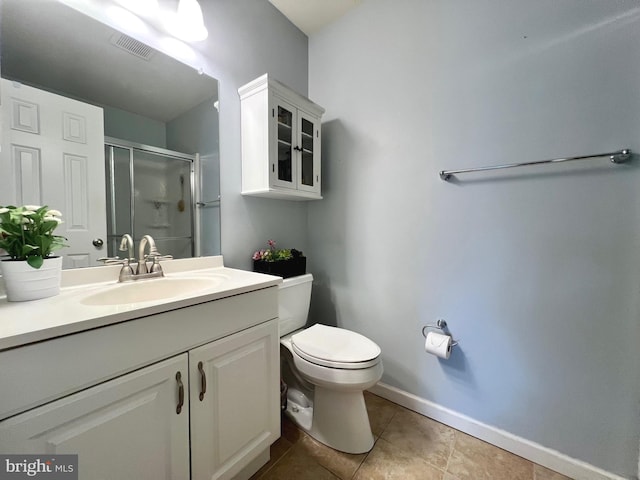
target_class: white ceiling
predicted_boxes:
[269,0,361,36]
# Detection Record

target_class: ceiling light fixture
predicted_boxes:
[164,0,208,42]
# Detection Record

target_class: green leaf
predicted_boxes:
[27,255,43,269]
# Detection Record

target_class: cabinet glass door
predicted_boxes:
[273,100,296,189]
[297,111,321,194]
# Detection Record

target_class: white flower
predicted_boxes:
[0,208,8,214]
[21,217,32,224]
[20,211,35,216]
[24,205,41,211]
[46,209,62,217]
[43,216,63,224]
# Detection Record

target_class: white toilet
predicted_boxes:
[279,273,383,454]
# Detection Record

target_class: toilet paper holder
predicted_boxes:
[421,319,459,347]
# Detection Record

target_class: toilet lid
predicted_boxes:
[291,324,381,369]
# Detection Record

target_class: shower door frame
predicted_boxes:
[105,136,200,258]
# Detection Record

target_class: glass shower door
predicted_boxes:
[105,141,195,260]
[105,145,132,258]
[133,149,193,259]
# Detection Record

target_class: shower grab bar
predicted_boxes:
[439,149,631,181]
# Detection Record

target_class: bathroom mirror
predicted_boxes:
[0,0,221,268]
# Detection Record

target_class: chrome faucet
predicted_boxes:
[137,234,159,275]
[98,234,172,282]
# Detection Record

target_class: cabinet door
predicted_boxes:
[296,110,322,195]
[0,355,190,480]
[190,320,279,480]
[270,98,297,190]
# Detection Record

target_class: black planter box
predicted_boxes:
[253,257,306,278]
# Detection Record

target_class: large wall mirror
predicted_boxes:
[0,0,221,269]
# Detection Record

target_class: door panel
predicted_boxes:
[271,97,297,190]
[12,145,42,205]
[0,79,107,267]
[296,110,321,195]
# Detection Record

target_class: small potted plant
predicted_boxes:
[0,205,67,302]
[252,240,306,278]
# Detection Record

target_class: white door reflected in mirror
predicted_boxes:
[0,79,108,269]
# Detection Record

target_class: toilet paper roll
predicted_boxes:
[425,331,452,359]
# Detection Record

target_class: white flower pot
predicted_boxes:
[1,256,63,302]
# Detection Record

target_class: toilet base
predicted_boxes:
[285,386,374,454]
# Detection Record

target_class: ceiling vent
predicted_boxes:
[110,33,154,61]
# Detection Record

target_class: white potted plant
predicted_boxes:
[0,205,67,302]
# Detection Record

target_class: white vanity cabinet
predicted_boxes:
[0,284,280,480]
[0,355,192,480]
[239,74,325,200]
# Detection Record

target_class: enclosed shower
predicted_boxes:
[104,138,197,260]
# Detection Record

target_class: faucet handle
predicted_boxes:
[144,253,173,262]
[118,261,135,282]
[98,256,127,265]
[148,254,173,274]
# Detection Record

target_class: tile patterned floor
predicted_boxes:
[250,392,573,480]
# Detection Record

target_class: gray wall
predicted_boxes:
[199,1,311,267]
[167,98,221,256]
[103,106,167,148]
[308,0,640,477]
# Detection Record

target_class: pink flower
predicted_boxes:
[268,239,276,249]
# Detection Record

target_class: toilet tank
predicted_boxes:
[278,273,313,337]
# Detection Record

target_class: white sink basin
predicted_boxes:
[80,276,227,306]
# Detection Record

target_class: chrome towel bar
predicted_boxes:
[439,149,631,181]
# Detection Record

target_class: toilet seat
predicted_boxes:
[291,324,381,370]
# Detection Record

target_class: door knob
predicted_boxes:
[92,238,104,247]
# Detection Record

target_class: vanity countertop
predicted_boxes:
[0,256,281,352]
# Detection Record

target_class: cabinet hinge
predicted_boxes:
[272,109,275,117]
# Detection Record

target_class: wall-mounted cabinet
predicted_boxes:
[239,74,325,200]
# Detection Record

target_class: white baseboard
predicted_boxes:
[369,382,632,480]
